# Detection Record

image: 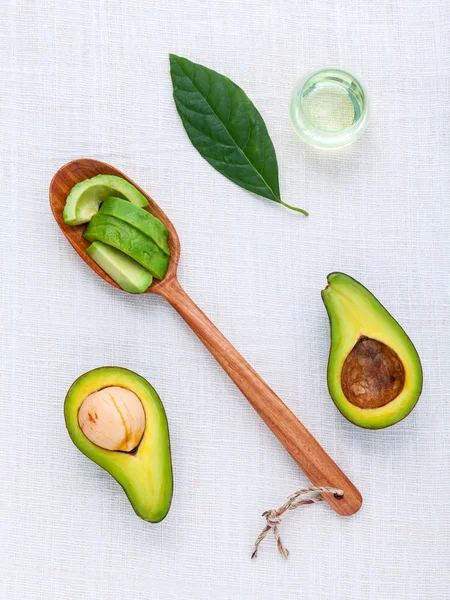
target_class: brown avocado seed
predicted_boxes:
[341,337,405,409]
[78,386,146,451]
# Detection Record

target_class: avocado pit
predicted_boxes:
[341,337,405,409]
[78,386,146,452]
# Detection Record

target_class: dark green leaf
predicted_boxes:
[169,54,307,215]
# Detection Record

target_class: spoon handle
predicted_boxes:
[157,277,362,516]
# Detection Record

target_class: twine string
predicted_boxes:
[251,486,344,560]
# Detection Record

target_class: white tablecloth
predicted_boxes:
[1,1,449,598]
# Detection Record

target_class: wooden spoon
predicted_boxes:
[50,158,362,516]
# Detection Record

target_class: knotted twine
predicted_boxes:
[252,486,344,559]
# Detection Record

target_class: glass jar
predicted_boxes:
[289,68,370,149]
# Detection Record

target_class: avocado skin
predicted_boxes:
[100,197,170,256]
[321,272,423,429]
[83,214,170,280]
[65,367,173,522]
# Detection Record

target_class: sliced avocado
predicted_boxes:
[86,242,153,293]
[322,272,422,429]
[100,197,170,256]
[65,367,173,522]
[63,174,148,226]
[83,214,170,280]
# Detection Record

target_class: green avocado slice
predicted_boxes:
[322,272,423,429]
[65,367,173,522]
[63,174,148,226]
[86,242,153,293]
[100,197,170,256]
[83,214,170,280]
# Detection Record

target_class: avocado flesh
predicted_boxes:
[83,214,170,280]
[63,175,148,226]
[65,367,173,522]
[322,272,422,429]
[100,197,170,256]
[86,242,153,293]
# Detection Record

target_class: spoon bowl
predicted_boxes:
[49,157,362,517]
[49,158,180,294]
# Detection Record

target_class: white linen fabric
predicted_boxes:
[1,0,449,598]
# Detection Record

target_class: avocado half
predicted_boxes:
[322,273,423,429]
[65,367,173,522]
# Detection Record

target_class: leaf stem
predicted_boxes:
[280,201,309,216]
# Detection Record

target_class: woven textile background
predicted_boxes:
[1,1,449,598]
